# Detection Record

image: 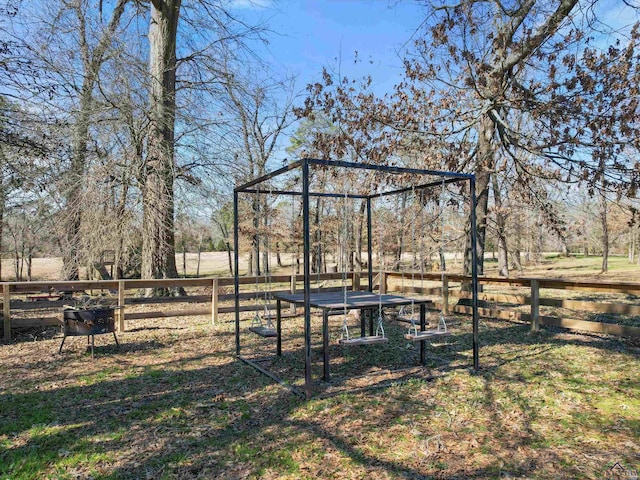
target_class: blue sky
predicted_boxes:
[234,0,427,95]
[233,0,639,97]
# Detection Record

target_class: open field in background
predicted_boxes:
[0,307,638,479]
[2,252,640,282]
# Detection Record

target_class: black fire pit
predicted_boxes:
[59,307,119,358]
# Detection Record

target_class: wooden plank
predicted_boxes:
[453,304,530,322]
[444,291,640,316]
[539,316,640,337]
[452,305,640,338]
[248,326,277,338]
[218,286,345,303]
[9,299,70,310]
[122,278,213,289]
[8,273,639,298]
[352,272,361,291]
[11,280,119,293]
[126,295,212,304]
[404,330,451,341]
[339,335,388,346]
[539,298,640,315]
[538,279,640,293]
[3,284,11,341]
[452,291,530,304]
[219,304,277,314]
[386,272,640,294]
[217,272,347,287]
[10,316,61,328]
[126,308,211,320]
[391,285,442,295]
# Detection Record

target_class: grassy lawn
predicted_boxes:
[1,303,638,479]
[483,253,640,282]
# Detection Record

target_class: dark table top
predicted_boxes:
[273,291,432,310]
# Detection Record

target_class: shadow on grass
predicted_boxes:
[1,316,637,479]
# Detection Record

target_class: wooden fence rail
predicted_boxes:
[384,272,640,338]
[0,272,363,341]
[1,271,639,341]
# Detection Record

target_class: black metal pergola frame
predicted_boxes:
[233,158,480,398]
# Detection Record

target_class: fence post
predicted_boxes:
[380,272,387,294]
[118,280,126,332]
[530,279,540,332]
[352,272,361,291]
[442,274,449,314]
[3,284,10,341]
[211,278,219,325]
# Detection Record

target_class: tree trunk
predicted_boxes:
[396,193,407,270]
[262,214,269,274]
[354,200,366,271]
[600,190,608,273]
[463,171,490,290]
[182,238,186,276]
[276,241,283,267]
[62,0,128,281]
[62,85,92,280]
[226,240,233,275]
[27,249,33,282]
[250,196,259,276]
[492,175,509,277]
[142,0,183,295]
[196,234,202,276]
[313,198,322,273]
[463,115,493,291]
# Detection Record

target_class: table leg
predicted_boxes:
[323,309,330,381]
[276,299,282,356]
[360,309,366,337]
[420,303,426,366]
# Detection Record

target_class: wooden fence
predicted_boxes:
[1,271,639,341]
[0,272,362,341]
[385,272,640,338]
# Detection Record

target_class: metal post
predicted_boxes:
[367,197,373,292]
[302,159,313,398]
[233,191,241,356]
[442,275,449,314]
[211,278,219,326]
[277,299,282,356]
[118,280,125,332]
[420,303,426,366]
[3,284,11,341]
[469,177,480,370]
[290,274,297,314]
[322,309,329,381]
